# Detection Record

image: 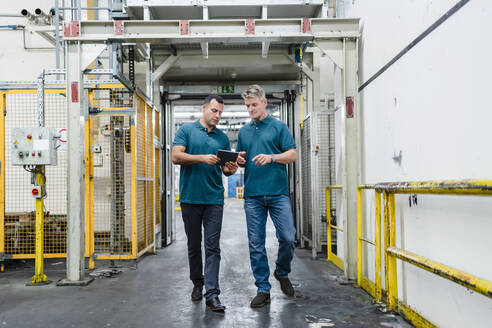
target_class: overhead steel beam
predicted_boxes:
[200,42,209,59]
[159,53,291,69]
[64,18,360,43]
[262,41,270,58]
[152,54,181,82]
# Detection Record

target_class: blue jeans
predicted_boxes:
[181,203,223,300]
[244,195,296,293]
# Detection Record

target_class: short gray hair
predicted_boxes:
[242,84,265,101]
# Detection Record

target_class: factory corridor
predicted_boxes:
[0,198,411,328]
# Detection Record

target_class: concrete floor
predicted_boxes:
[0,199,412,328]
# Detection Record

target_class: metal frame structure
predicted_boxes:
[125,0,331,21]
[60,17,360,282]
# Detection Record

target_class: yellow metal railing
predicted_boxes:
[357,180,492,328]
[325,185,343,270]
[0,92,5,272]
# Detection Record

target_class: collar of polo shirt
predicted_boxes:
[195,120,217,134]
[250,114,273,126]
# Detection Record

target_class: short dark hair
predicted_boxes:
[204,94,224,105]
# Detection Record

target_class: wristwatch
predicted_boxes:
[269,154,275,163]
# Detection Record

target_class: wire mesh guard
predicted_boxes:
[300,112,337,250]
[154,110,161,226]
[136,96,155,254]
[301,118,313,243]
[4,91,67,255]
[2,88,160,261]
[316,112,330,245]
[92,114,133,255]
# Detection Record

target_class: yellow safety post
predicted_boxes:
[384,192,397,310]
[85,112,95,269]
[85,90,96,269]
[0,92,5,269]
[356,187,363,285]
[388,193,397,306]
[130,119,138,258]
[326,187,330,262]
[28,166,50,285]
[374,191,382,302]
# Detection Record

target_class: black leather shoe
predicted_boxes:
[191,285,203,301]
[274,271,295,297]
[205,297,226,311]
[250,292,271,308]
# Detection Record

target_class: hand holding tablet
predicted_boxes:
[216,150,239,166]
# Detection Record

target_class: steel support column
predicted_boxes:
[341,38,359,280]
[59,41,91,286]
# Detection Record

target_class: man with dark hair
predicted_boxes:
[172,94,238,312]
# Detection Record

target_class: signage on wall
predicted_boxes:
[217,85,235,94]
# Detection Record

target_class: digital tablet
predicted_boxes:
[216,150,239,165]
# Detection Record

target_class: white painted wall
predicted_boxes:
[0,1,58,80]
[340,0,492,327]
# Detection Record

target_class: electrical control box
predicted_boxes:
[11,127,58,166]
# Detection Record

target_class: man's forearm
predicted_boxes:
[172,152,203,165]
[273,149,297,164]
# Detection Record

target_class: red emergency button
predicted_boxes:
[32,152,35,157]
[27,134,32,140]
[32,188,40,196]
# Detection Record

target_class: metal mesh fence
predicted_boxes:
[146,104,154,248]
[316,112,330,245]
[91,114,133,255]
[301,117,312,242]
[136,98,146,252]
[3,90,67,256]
[300,112,336,249]
[328,111,338,254]
[154,110,161,225]
[135,96,155,254]
[1,87,159,262]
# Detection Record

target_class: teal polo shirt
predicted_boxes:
[236,115,296,197]
[173,120,230,205]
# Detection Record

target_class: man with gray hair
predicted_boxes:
[236,84,297,308]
